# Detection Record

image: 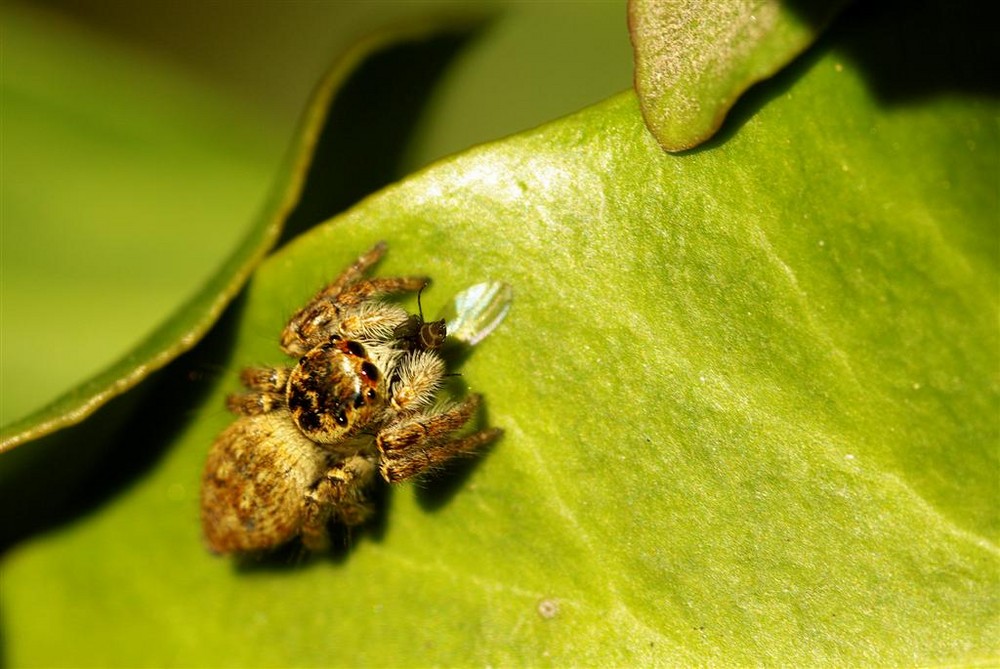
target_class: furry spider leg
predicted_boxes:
[301,453,379,549]
[376,395,502,483]
[280,242,428,356]
[225,366,291,416]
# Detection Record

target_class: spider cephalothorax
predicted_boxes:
[200,242,507,553]
[286,335,386,443]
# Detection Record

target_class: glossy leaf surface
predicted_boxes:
[3,2,998,666]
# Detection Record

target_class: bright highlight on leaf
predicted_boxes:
[628,0,851,151]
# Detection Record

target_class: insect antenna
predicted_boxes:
[415,281,446,350]
[392,281,446,351]
[416,281,428,321]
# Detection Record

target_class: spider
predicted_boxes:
[200,242,505,553]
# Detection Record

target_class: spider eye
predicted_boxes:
[334,410,348,427]
[366,389,377,400]
[361,361,379,381]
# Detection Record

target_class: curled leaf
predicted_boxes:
[0,17,481,452]
[629,0,851,151]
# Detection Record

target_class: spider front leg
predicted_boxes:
[280,242,385,355]
[300,454,379,550]
[225,366,291,416]
[389,351,446,413]
[376,395,503,483]
[280,242,428,356]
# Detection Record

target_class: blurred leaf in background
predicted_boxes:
[1,3,283,426]
[2,0,633,433]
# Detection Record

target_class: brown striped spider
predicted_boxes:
[200,242,509,554]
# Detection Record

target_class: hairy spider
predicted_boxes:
[200,242,505,553]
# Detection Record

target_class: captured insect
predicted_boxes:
[392,281,513,352]
[200,242,511,553]
[439,281,513,347]
[391,285,447,352]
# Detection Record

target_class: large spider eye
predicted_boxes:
[334,410,348,426]
[361,361,379,381]
[346,340,366,357]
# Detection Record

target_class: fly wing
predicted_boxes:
[437,282,513,347]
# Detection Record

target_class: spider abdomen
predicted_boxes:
[201,411,328,553]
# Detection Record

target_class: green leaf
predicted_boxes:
[629,0,851,151]
[0,3,284,434]
[3,2,997,666]
[0,8,477,451]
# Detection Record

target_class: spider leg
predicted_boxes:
[300,241,388,312]
[388,351,445,413]
[239,366,290,391]
[376,395,502,483]
[334,276,428,307]
[300,454,379,549]
[337,300,409,342]
[280,243,430,356]
[225,366,291,415]
[280,242,387,355]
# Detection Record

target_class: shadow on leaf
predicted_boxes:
[278,27,484,247]
[690,0,999,155]
[0,293,246,558]
[414,395,500,513]
[0,20,488,561]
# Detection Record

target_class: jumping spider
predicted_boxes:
[200,242,506,554]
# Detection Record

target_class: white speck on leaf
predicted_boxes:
[538,598,559,620]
